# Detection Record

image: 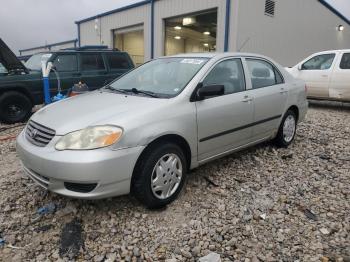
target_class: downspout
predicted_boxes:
[224,0,231,52]
[77,23,81,47]
[150,0,155,59]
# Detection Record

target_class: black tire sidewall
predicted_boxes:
[132,143,187,209]
[275,110,297,147]
[0,92,32,123]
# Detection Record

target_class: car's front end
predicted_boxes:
[16,120,144,199]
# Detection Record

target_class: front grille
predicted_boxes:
[64,182,97,193]
[25,120,56,147]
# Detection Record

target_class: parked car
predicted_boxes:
[0,39,134,123]
[286,49,350,102]
[16,53,308,208]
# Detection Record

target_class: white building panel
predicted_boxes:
[236,0,350,66]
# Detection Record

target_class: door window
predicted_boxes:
[340,53,350,69]
[202,59,246,95]
[81,53,105,71]
[301,54,335,70]
[107,53,131,69]
[52,55,78,72]
[246,59,283,89]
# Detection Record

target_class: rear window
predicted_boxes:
[107,53,131,69]
[340,53,350,69]
[81,53,105,71]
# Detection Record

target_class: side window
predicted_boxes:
[301,54,335,70]
[0,62,8,74]
[81,53,105,71]
[52,55,78,72]
[340,53,350,69]
[107,53,131,70]
[246,59,283,89]
[203,59,246,95]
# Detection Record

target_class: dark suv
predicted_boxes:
[0,40,134,123]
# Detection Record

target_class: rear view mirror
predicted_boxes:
[197,84,224,100]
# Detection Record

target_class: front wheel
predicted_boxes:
[274,110,297,147]
[0,91,32,124]
[131,143,187,209]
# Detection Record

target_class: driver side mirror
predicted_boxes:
[297,64,303,70]
[197,84,225,100]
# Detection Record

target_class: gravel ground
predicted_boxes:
[0,102,349,262]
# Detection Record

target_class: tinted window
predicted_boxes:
[340,53,350,69]
[107,53,131,69]
[53,55,77,72]
[203,59,246,95]
[301,54,335,70]
[246,59,283,89]
[0,62,7,73]
[81,53,105,71]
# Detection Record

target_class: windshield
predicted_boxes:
[25,53,52,70]
[108,57,208,97]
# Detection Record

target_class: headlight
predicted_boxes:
[55,126,123,150]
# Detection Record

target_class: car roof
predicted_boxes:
[312,49,350,55]
[35,50,128,54]
[167,52,275,60]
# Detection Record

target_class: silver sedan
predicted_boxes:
[16,53,308,208]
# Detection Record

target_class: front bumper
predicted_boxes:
[16,130,144,199]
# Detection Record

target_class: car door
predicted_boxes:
[245,58,287,139]
[296,53,336,98]
[329,52,350,101]
[79,52,108,90]
[49,53,80,96]
[104,52,134,85]
[196,58,254,162]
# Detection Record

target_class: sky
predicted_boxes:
[0,0,349,55]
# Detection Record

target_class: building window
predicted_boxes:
[265,0,276,17]
[164,9,217,56]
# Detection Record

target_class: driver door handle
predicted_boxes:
[241,95,253,103]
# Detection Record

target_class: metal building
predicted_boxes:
[76,0,350,66]
[19,39,78,57]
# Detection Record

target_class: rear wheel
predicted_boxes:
[0,91,32,124]
[132,143,187,209]
[274,110,297,147]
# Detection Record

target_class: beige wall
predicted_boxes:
[235,0,350,66]
[79,4,151,61]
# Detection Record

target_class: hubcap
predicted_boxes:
[6,104,23,118]
[283,115,296,143]
[151,153,183,200]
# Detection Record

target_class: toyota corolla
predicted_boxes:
[16,53,308,208]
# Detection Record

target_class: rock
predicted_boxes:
[320,228,330,235]
[181,249,192,259]
[199,252,221,262]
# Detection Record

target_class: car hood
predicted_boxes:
[31,91,166,135]
[0,38,28,72]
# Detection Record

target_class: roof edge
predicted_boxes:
[19,39,78,53]
[319,0,350,25]
[75,0,152,24]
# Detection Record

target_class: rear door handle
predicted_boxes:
[280,88,288,94]
[241,95,253,102]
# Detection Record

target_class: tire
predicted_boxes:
[274,110,297,147]
[0,91,32,124]
[131,143,187,209]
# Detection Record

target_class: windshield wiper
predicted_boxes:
[103,85,129,94]
[122,88,159,98]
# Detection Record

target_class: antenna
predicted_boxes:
[238,37,250,52]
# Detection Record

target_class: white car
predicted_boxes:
[286,50,350,102]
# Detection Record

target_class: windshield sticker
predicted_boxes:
[181,59,205,65]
